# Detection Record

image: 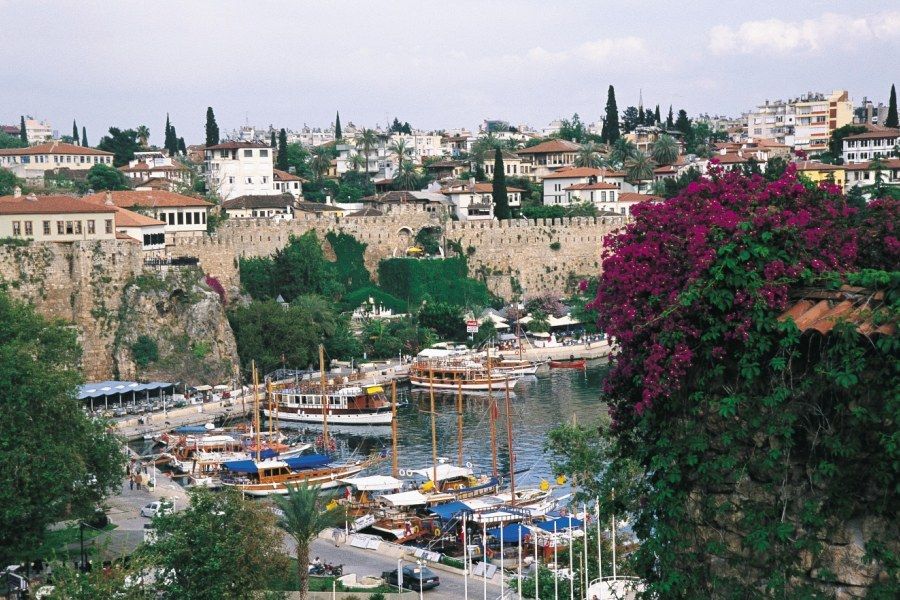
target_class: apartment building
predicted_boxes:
[0,142,114,181]
[83,190,212,240]
[204,141,276,200]
[744,90,852,151]
[541,167,625,205]
[0,190,116,242]
[518,139,581,179]
[483,151,533,180]
[842,128,900,164]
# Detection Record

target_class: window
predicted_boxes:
[262,176,268,184]
[168,213,175,225]
[65,221,74,235]
[185,212,193,225]
[57,221,64,235]
[74,221,82,234]
[105,219,113,234]
[228,176,234,184]
[260,149,268,157]
[177,212,184,225]
[12,221,21,236]
[87,220,95,234]
[246,177,253,184]
[43,221,50,235]
[201,211,206,224]
[243,149,253,157]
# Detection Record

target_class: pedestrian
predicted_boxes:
[135,475,141,491]
[129,475,134,491]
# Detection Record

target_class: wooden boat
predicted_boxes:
[409,358,520,391]
[219,456,368,496]
[491,358,544,376]
[265,383,392,425]
[549,358,586,369]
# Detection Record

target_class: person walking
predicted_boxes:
[129,474,134,491]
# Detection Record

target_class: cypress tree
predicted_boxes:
[655,105,661,124]
[334,111,342,140]
[178,137,186,155]
[72,120,79,144]
[886,84,898,128]
[270,131,276,148]
[19,116,26,143]
[492,148,511,220]
[205,106,220,147]
[601,85,620,144]
[164,114,173,154]
[81,126,88,147]
[666,105,674,129]
[675,109,692,137]
[167,124,179,156]
[277,128,289,171]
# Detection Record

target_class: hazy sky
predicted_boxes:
[2,0,898,144]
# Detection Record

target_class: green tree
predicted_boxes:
[417,300,464,340]
[277,128,289,171]
[666,105,674,129]
[19,115,27,143]
[136,125,149,148]
[392,160,420,191]
[205,106,220,147]
[600,85,620,143]
[270,131,276,148]
[0,289,125,565]
[141,487,289,600]
[557,113,587,143]
[388,138,411,168]
[334,111,342,140]
[164,113,176,155]
[86,163,129,191]
[492,148,511,220]
[885,83,898,128]
[609,138,638,169]
[650,134,679,165]
[574,142,604,168]
[272,231,341,300]
[356,128,379,174]
[72,119,79,144]
[131,334,159,366]
[275,483,346,600]
[96,127,141,167]
[654,104,661,124]
[178,137,186,155]
[621,106,640,133]
[625,150,656,193]
[823,124,868,164]
[674,109,691,137]
[0,131,27,149]
[308,150,331,182]
[81,125,88,147]
[0,167,23,195]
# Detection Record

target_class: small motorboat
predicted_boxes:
[549,358,586,369]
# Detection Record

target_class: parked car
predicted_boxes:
[140,500,173,519]
[382,565,440,590]
[113,408,127,417]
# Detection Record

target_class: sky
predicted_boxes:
[2,0,898,145]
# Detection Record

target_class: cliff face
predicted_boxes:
[0,240,238,384]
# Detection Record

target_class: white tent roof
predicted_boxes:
[517,315,533,325]
[548,314,581,327]
[480,313,508,325]
[412,464,473,482]
[378,490,431,507]
[340,475,404,491]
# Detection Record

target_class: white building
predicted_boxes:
[743,90,853,152]
[83,190,213,241]
[842,128,900,164]
[204,141,276,201]
[0,190,116,242]
[220,193,295,219]
[83,193,166,251]
[440,181,523,221]
[23,117,54,145]
[483,151,533,180]
[119,151,190,187]
[0,142,113,182]
[273,169,304,199]
[541,167,625,205]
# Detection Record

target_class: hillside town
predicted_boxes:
[1,3,898,600]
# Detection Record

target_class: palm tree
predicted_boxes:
[275,483,346,600]
[625,151,656,193]
[650,134,679,165]
[309,151,331,182]
[393,160,420,191]
[609,139,638,169]
[574,142,605,168]
[357,128,379,174]
[388,138,411,170]
[348,153,366,172]
[136,125,150,148]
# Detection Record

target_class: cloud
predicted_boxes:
[524,36,661,70]
[708,11,900,55]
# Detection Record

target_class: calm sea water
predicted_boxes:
[132,362,610,490]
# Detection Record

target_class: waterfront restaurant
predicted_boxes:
[78,380,175,410]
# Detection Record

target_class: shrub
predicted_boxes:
[549,241,561,251]
[131,335,158,367]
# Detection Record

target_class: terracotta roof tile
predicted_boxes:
[778,286,895,336]
[83,190,212,208]
[221,193,294,210]
[0,194,117,215]
[518,139,581,154]
[0,142,112,156]
[618,192,661,203]
[844,127,900,142]
[564,182,619,191]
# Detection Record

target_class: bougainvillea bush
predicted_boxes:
[591,165,898,598]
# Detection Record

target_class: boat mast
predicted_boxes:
[517,313,523,360]
[267,377,274,436]
[252,361,260,461]
[504,376,516,505]
[429,365,438,485]
[456,378,464,467]
[391,379,399,478]
[319,344,330,451]
[488,355,498,477]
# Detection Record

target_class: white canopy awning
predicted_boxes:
[378,490,430,507]
[412,464,473,482]
[340,475,404,491]
[517,315,533,325]
[193,385,212,392]
[548,314,581,327]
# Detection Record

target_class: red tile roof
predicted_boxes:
[273,168,304,182]
[0,194,117,215]
[112,208,165,228]
[714,153,748,164]
[844,127,900,142]
[564,182,619,191]
[794,161,841,172]
[778,286,895,336]
[618,192,661,203]
[518,139,581,154]
[542,167,605,179]
[205,141,270,150]
[0,142,112,156]
[83,190,212,208]
[842,158,900,171]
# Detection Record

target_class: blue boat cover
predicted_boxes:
[487,523,531,540]
[172,426,210,434]
[283,454,331,470]
[258,448,279,459]
[222,459,258,474]
[428,501,470,521]
[535,516,583,532]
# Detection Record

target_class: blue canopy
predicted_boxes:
[535,517,583,532]
[172,426,209,434]
[222,459,258,474]
[283,454,331,470]
[487,523,531,540]
[428,501,470,521]
[258,448,279,459]
[77,380,174,400]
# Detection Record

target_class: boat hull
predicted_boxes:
[549,360,586,369]
[222,464,365,496]
[409,377,520,391]
[263,408,393,425]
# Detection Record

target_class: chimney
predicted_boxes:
[104,191,114,206]
[13,186,21,198]
[25,193,38,202]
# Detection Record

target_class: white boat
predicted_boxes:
[219,456,368,497]
[409,359,521,391]
[265,383,393,425]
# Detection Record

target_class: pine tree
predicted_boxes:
[81,126,88,147]
[492,148,511,220]
[655,105,661,124]
[886,84,898,128]
[205,107,220,147]
[334,111,342,140]
[19,116,26,143]
[675,109,691,137]
[601,85,620,144]
[666,105,674,129]
[277,128,289,171]
[72,120,79,144]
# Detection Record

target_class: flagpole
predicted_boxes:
[533,524,539,600]
[553,522,558,600]
[583,504,589,599]
[500,523,505,599]
[463,512,469,600]
[596,498,603,600]
[568,519,574,600]
[517,525,523,600]
[483,520,488,600]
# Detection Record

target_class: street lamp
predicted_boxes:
[397,558,403,599]
[417,559,424,600]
